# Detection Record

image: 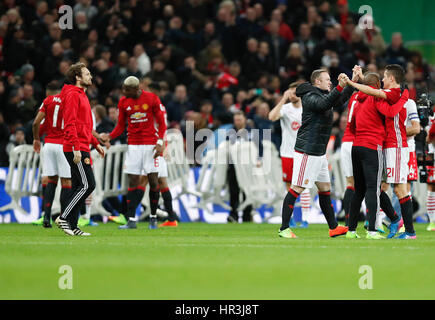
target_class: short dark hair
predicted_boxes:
[310,69,328,84]
[385,64,405,84]
[233,110,245,117]
[66,62,86,84]
[363,72,380,87]
[46,80,60,93]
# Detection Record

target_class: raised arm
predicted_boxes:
[347,81,387,99]
[109,103,126,141]
[269,90,290,121]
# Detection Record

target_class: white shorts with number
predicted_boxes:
[384,147,409,184]
[340,141,353,178]
[124,145,159,175]
[41,143,71,178]
[157,156,168,178]
[291,152,330,188]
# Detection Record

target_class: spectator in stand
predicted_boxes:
[42,41,64,84]
[166,84,195,123]
[17,84,37,124]
[238,6,263,41]
[6,126,27,157]
[263,20,289,73]
[0,112,10,166]
[354,15,386,57]
[133,43,151,76]
[20,64,43,102]
[282,42,308,86]
[384,32,410,67]
[265,8,294,43]
[335,0,360,29]
[306,5,324,40]
[296,23,317,61]
[92,104,114,134]
[409,50,431,90]
[145,56,177,90]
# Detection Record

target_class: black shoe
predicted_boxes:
[227,214,238,223]
[43,220,52,228]
[119,219,137,229]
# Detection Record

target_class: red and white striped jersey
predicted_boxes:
[383,88,408,149]
[39,94,64,144]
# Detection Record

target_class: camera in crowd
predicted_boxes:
[414,93,434,183]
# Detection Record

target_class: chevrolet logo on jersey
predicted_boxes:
[131,112,146,120]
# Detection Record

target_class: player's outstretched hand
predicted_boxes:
[96,144,105,158]
[338,73,348,87]
[153,144,164,159]
[33,140,41,154]
[351,65,363,82]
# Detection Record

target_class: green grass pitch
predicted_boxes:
[1,222,435,299]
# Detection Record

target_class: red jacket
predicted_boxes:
[60,84,99,152]
[353,89,409,150]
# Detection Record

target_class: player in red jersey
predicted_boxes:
[32,81,72,228]
[56,62,105,236]
[102,76,167,230]
[348,65,416,239]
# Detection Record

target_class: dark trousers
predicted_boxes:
[227,164,252,222]
[62,151,96,229]
[349,146,383,232]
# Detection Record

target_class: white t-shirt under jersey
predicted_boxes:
[280,102,302,158]
[405,99,420,152]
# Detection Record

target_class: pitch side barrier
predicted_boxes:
[1,142,429,220]
[0,145,41,216]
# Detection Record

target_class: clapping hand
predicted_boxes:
[352,65,364,82]
[338,73,349,87]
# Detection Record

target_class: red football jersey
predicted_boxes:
[39,94,64,144]
[382,88,408,149]
[353,89,409,151]
[342,92,359,143]
[110,90,167,145]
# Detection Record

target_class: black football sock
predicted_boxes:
[318,191,339,229]
[161,187,177,221]
[280,188,299,231]
[43,180,57,221]
[149,187,160,217]
[380,191,400,223]
[399,195,415,234]
[126,187,145,220]
[343,186,355,226]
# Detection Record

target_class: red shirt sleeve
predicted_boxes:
[429,122,435,140]
[376,89,409,117]
[109,100,126,140]
[63,92,80,151]
[91,135,99,148]
[153,95,167,140]
[383,89,401,105]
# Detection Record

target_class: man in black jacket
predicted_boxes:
[278,69,354,239]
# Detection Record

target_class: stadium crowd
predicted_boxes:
[0,0,433,167]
